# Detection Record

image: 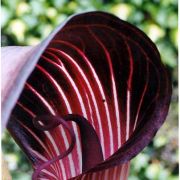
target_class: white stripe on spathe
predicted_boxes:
[125,42,133,141]
[88,29,121,150]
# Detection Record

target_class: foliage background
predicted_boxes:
[1,0,178,179]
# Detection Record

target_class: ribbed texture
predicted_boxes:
[7,12,171,179]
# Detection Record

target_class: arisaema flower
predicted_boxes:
[2,11,172,180]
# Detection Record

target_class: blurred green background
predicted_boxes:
[1,0,178,179]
